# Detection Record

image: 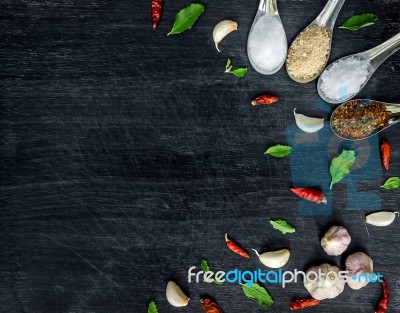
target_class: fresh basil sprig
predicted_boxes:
[225,58,248,78]
[270,219,296,234]
[381,177,400,190]
[168,3,205,35]
[330,150,356,189]
[339,13,378,31]
[265,144,293,158]
[241,283,273,307]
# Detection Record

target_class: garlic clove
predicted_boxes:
[293,108,324,133]
[212,20,238,52]
[345,252,373,290]
[166,281,190,307]
[253,248,290,268]
[321,226,351,256]
[366,211,399,227]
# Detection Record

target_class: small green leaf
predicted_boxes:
[339,13,378,31]
[201,259,223,285]
[226,58,232,70]
[168,3,205,35]
[224,59,247,78]
[231,68,248,78]
[381,177,400,190]
[270,219,296,234]
[265,144,293,158]
[330,150,356,189]
[241,283,273,307]
[201,259,209,272]
[148,299,158,313]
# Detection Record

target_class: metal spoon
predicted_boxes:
[318,33,400,104]
[286,0,346,83]
[330,99,400,141]
[247,0,287,75]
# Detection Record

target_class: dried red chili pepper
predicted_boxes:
[225,233,249,258]
[290,298,320,310]
[290,187,327,204]
[375,279,389,313]
[380,140,390,171]
[151,0,163,29]
[251,94,279,106]
[200,298,223,313]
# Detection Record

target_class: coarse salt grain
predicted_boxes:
[320,56,370,101]
[247,13,287,74]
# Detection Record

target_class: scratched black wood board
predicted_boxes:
[1,0,400,312]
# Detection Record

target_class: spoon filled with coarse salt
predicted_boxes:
[318,32,400,104]
[247,0,287,75]
[330,99,400,140]
[286,0,346,83]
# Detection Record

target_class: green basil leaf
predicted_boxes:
[241,283,273,307]
[339,13,378,31]
[265,144,293,157]
[230,68,248,78]
[201,259,209,272]
[148,299,158,313]
[381,177,400,190]
[201,259,223,285]
[330,150,356,189]
[168,3,205,35]
[226,58,232,70]
[270,219,296,234]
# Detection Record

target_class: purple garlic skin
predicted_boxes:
[321,226,351,256]
[345,252,373,290]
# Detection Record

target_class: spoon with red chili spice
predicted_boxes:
[330,99,400,140]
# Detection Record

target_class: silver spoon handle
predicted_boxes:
[366,33,400,69]
[314,0,346,29]
[258,0,278,16]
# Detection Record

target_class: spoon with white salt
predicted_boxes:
[318,32,400,104]
[247,0,287,75]
[286,0,346,83]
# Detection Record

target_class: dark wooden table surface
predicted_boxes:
[1,0,400,312]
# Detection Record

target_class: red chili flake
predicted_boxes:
[290,187,327,204]
[225,233,249,258]
[251,94,279,106]
[380,139,390,171]
[151,0,163,29]
[375,279,389,313]
[290,298,320,310]
[200,298,223,313]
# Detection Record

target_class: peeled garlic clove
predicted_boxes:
[366,211,399,226]
[304,263,345,300]
[293,108,324,133]
[166,281,190,307]
[213,20,238,52]
[345,252,373,290]
[321,226,351,256]
[253,248,290,268]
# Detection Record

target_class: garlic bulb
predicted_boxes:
[166,281,190,307]
[293,108,324,133]
[366,211,399,226]
[321,226,351,256]
[304,263,345,300]
[345,252,373,290]
[212,20,238,52]
[253,248,290,268]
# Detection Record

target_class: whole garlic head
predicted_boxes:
[345,252,373,290]
[304,263,345,300]
[321,226,351,256]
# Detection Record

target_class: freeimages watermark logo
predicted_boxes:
[188,266,383,288]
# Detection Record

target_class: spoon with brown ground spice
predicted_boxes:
[330,99,400,140]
